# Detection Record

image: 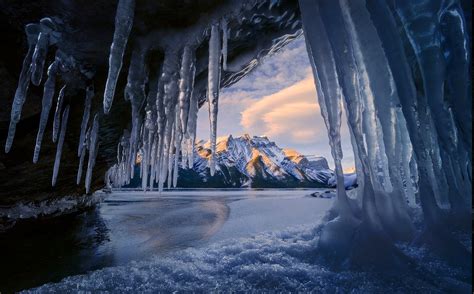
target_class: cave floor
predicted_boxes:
[0,188,332,292]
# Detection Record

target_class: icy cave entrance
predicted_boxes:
[3,0,472,287]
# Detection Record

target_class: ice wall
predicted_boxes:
[299,0,471,266]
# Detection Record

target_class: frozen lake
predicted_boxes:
[5,189,470,293]
[101,189,333,262]
[0,188,333,292]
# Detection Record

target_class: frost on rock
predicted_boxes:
[207,23,222,176]
[52,85,67,143]
[103,0,136,114]
[33,59,58,163]
[52,105,70,187]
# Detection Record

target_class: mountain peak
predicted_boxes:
[188,134,356,189]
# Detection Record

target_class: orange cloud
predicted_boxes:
[241,76,324,142]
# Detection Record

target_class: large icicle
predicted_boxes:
[125,48,147,181]
[30,32,49,86]
[221,19,229,71]
[178,46,196,136]
[85,114,100,194]
[103,0,136,114]
[5,24,38,153]
[299,0,353,217]
[185,51,198,170]
[33,60,58,163]
[78,85,94,157]
[207,23,222,176]
[52,85,66,143]
[52,105,70,187]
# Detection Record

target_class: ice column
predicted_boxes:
[299,0,353,217]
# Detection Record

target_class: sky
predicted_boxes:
[197,36,355,171]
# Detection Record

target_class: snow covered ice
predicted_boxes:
[22,191,471,293]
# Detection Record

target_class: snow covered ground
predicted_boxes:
[23,189,471,293]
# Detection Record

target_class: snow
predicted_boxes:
[22,190,471,293]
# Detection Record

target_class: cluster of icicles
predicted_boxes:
[299,0,471,248]
[5,0,231,194]
[5,17,100,193]
[104,0,230,191]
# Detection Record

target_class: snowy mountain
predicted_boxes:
[128,134,356,189]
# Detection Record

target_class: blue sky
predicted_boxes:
[197,36,355,171]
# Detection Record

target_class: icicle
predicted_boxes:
[125,48,147,181]
[33,60,58,163]
[52,105,70,187]
[77,128,90,185]
[52,85,66,143]
[186,96,198,169]
[157,50,180,192]
[30,32,49,86]
[221,19,229,71]
[85,114,100,194]
[149,135,158,190]
[103,0,136,114]
[141,109,155,191]
[78,85,94,157]
[185,50,198,169]
[299,0,353,217]
[167,122,176,189]
[178,46,196,135]
[5,24,38,153]
[207,23,221,176]
[173,111,181,188]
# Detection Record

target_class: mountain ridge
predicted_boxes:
[128,134,357,189]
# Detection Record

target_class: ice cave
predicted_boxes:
[0,0,471,292]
